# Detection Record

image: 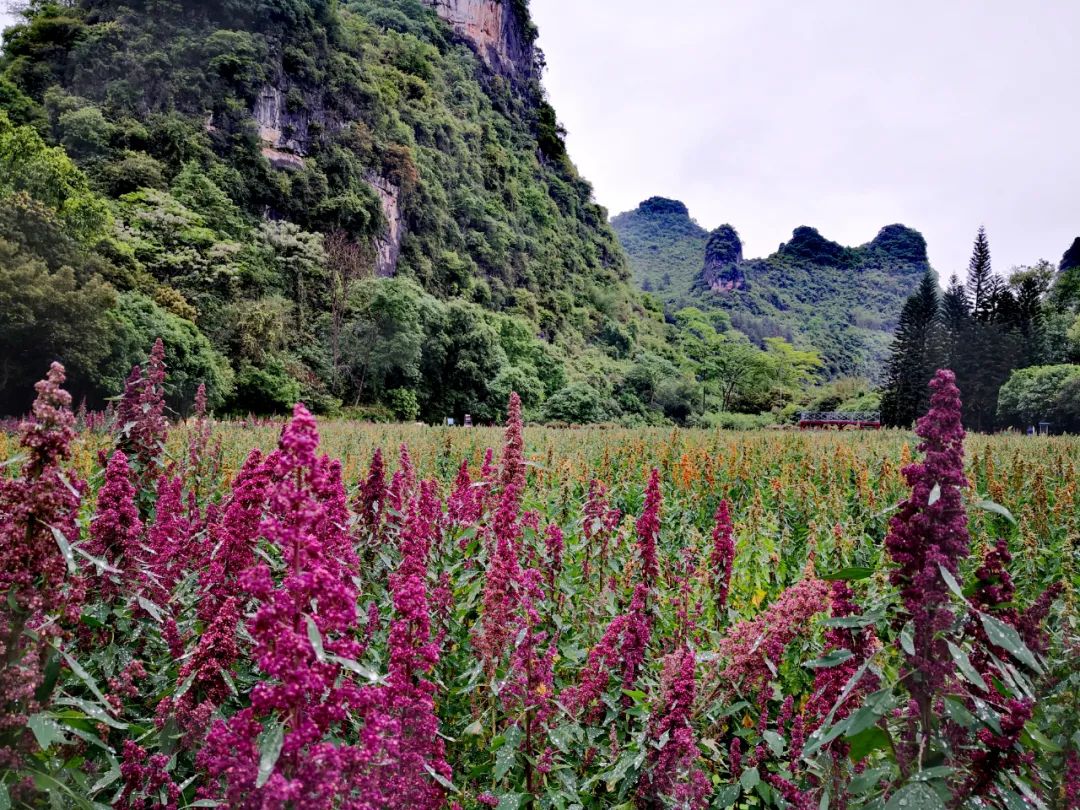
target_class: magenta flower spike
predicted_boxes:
[884,369,970,720]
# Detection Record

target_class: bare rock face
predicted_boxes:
[253,85,326,169]
[424,0,533,76]
[1062,236,1080,273]
[366,173,404,277]
[701,225,747,292]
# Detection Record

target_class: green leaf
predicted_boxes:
[762,730,786,758]
[822,613,882,629]
[256,720,284,789]
[739,767,760,791]
[937,564,967,603]
[927,483,941,506]
[844,689,897,737]
[847,726,889,763]
[805,649,854,669]
[48,524,77,575]
[849,766,890,794]
[946,641,988,692]
[89,767,121,794]
[493,737,518,781]
[980,613,1043,674]
[0,783,9,810]
[306,616,326,664]
[942,696,976,728]
[972,498,1016,525]
[548,724,575,753]
[714,784,741,807]
[885,782,945,810]
[822,566,874,581]
[327,654,383,683]
[900,622,915,656]
[495,794,524,810]
[463,720,484,737]
[53,696,127,729]
[58,647,112,706]
[1024,724,1063,752]
[911,767,955,781]
[423,764,457,793]
[136,595,163,622]
[28,713,65,751]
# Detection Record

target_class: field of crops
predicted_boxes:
[1,354,1077,808]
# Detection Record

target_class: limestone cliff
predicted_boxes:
[423,0,535,76]
[700,225,746,292]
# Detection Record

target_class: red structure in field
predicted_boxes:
[798,411,882,430]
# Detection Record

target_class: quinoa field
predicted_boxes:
[0,354,1077,809]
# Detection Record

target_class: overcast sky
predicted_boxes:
[4,3,1077,278]
[531,0,1079,278]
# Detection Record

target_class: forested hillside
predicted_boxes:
[613,198,929,379]
[0,0,671,420]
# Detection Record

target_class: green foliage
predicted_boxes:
[997,364,1080,432]
[543,382,608,424]
[613,199,928,379]
[0,237,115,412]
[0,0,679,421]
[385,387,420,421]
[232,358,303,415]
[101,292,234,413]
[0,109,111,240]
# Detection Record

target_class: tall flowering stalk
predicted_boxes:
[117,338,169,499]
[86,451,143,601]
[475,480,524,671]
[636,468,662,589]
[157,597,242,743]
[475,399,529,671]
[198,449,270,622]
[448,459,483,530]
[381,480,452,807]
[500,568,556,795]
[0,363,83,763]
[715,577,830,698]
[199,405,369,807]
[884,369,969,735]
[499,392,526,499]
[638,648,710,809]
[710,499,735,622]
[582,478,620,583]
[354,447,386,542]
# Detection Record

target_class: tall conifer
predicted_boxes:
[966,226,995,322]
[880,271,942,427]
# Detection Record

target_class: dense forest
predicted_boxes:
[0,0,670,421]
[880,228,1080,432]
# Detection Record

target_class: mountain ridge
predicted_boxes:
[612,197,930,378]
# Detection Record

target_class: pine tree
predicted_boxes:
[880,271,943,427]
[966,227,995,322]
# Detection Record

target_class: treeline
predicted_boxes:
[881,227,1080,432]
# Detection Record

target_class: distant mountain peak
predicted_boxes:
[869,224,929,266]
[612,198,931,379]
[1061,236,1080,272]
[637,197,691,218]
[701,225,746,292]
[778,226,849,265]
